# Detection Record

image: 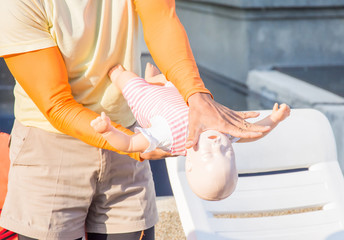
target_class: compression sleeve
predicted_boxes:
[4,47,141,161]
[134,0,212,103]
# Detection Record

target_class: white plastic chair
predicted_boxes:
[166,108,344,240]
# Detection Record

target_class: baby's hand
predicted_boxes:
[271,103,291,123]
[90,112,112,134]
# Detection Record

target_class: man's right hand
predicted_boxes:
[140,148,173,160]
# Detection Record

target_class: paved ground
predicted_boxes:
[155,196,186,240]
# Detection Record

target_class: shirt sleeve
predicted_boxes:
[4,47,142,161]
[0,0,56,56]
[134,0,212,103]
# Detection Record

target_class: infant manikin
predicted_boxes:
[185,130,238,201]
[92,63,290,201]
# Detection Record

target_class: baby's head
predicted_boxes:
[185,130,238,201]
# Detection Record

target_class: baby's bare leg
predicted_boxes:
[108,65,139,91]
[144,62,168,85]
[145,62,161,79]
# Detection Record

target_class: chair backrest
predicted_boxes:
[233,108,337,173]
[0,132,10,209]
[166,109,344,240]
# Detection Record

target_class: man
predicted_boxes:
[0,0,269,239]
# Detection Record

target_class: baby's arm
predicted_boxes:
[237,103,290,143]
[91,112,150,152]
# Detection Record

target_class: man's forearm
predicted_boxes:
[135,0,211,102]
[4,47,141,161]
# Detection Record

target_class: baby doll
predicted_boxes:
[185,129,238,201]
[91,63,190,156]
[91,63,290,200]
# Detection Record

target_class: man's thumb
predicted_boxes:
[185,131,200,149]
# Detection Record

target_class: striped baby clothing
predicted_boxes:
[122,77,189,156]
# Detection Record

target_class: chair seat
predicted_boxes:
[205,162,341,213]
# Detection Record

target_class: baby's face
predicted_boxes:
[186,130,238,201]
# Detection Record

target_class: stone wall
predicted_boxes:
[175,0,344,85]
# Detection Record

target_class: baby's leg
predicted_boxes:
[144,62,168,85]
[145,62,160,79]
[108,65,139,91]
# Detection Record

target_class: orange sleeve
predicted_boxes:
[134,0,212,102]
[4,47,141,161]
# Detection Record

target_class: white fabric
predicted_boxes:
[135,115,237,154]
[122,77,189,155]
[225,134,240,143]
[135,115,173,153]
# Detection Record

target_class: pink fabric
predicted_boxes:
[122,77,189,155]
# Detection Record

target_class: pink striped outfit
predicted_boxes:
[122,77,189,156]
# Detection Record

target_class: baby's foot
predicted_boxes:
[144,63,168,85]
[108,64,138,89]
[270,103,291,123]
[90,112,112,134]
[145,62,161,79]
[109,64,127,83]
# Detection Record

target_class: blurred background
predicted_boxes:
[1,0,344,196]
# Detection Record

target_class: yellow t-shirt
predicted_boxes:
[0,0,138,133]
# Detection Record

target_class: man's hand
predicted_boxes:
[140,148,173,161]
[186,92,271,148]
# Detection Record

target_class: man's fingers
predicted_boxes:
[229,128,264,139]
[229,111,270,134]
[186,110,270,145]
[186,92,274,143]
[140,148,172,160]
[185,119,203,149]
[185,136,197,149]
[237,120,271,132]
[239,111,260,119]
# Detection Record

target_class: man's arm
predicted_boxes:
[135,0,210,102]
[4,47,143,160]
[135,0,271,147]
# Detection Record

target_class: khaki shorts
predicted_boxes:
[0,120,158,240]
